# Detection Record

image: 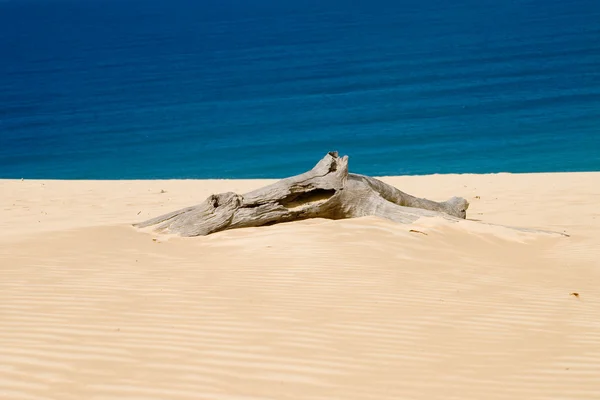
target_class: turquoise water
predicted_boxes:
[1,0,599,179]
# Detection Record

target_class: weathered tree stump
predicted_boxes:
[134,152,470,237]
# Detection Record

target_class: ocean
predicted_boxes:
[1,0,599,179]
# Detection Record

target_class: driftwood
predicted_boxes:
[134,151,471,237]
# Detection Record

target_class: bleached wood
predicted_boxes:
[133,152,564,237]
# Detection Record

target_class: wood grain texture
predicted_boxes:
[134,152,470,237]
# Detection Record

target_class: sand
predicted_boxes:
[1,173,599,400]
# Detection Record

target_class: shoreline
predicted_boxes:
[2,169,600,181]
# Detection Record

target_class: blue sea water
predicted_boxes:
[1,0,599,179]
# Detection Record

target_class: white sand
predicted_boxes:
[1,173,599,399]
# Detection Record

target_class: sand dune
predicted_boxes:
[1,173,599,399]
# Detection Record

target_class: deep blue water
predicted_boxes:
[1,0,599,179]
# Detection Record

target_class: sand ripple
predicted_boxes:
[1,218,599,400]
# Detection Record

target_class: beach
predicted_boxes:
[1,172,599,399]
[2,0,599,398]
